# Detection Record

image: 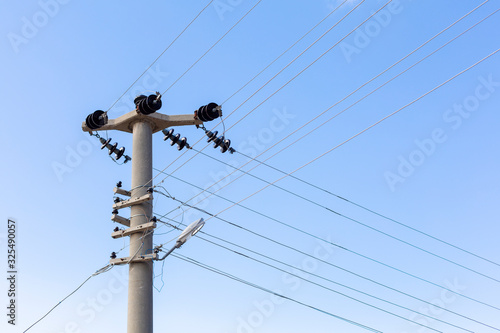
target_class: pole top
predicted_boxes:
[81,110,203,134]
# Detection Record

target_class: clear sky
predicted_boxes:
[1,0,500,332]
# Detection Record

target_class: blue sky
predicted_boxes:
[1,0,500,332]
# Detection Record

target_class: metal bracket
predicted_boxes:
[114,187,131,197]
[111,221,156,239]
[110,253,158,265]
[113,193,153,210]
[111,214,130,227]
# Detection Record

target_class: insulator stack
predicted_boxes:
[99,137,131,162]
[134,93,162,115]
[162,128,190,151]
[85,110,108,130]
[204,130,235,154]
[196,103,222,122]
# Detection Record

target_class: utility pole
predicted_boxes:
[81,94,219,333]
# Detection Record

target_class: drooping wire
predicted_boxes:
[105,0,215,113]
[153,260,167,293]
[172,253,384,333]
[23,264,114,333]
[153,233,179,292]
[152,168,500,311]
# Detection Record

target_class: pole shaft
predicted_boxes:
[128,120,154,333]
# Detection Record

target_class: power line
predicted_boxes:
[152,167,500,311]
[196,234,476,332]
[106,0,215,113]
[225,7,500,264]
[220,0,350,106]
[23,264,113,333]
[161,0,263,95]
[148,0,263,187]
[160,220,476,332]
[150,0,386,192]
[226,0,492,132]
[150,0,491,209]
[219,0,367,124]
[148,9,500,286]
[168,48,500,282]
[172,253,384,333]
[154,210,498,327]
[169,140,500,284]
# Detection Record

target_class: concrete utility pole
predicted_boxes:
[82,99,203,333]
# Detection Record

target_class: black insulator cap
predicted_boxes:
[116,181,122,188]
[113,227,120,232]
[85,110,107,130]
[197,103,221,122]
[108,142,118,155]
[101,138,111,150]
[221,139,231,153]
[115,147,125,160]
[150,216,157,222]
[136,94,162,115]
[162,128,174,141]
[114,197,121,203]
[147,187,154,193]
[110,252,117,259]
[177,137,187,151]
[112,209,119,214]
[213,135,224,148]
[170,133,180,146]
[206,130,218,143]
